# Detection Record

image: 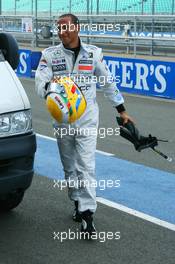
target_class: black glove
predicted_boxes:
[116,117,158,152]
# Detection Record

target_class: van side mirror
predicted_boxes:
[0,33,19,70]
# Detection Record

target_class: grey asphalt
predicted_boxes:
[0,175,175,264]
[0,78,174,264]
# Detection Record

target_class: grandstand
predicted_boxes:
[0,0,175,16]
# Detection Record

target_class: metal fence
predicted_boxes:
[1,14,175,57]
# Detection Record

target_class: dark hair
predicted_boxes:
[58,13,79,25]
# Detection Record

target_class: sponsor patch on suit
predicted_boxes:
[78,65,93,71]
[52,64,66,72]
[79,60,93,64]
[52,58,65,64]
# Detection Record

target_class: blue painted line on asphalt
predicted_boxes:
[34,136,175,225]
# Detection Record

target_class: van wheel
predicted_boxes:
[0,191,24,211]
[0,33,19,69]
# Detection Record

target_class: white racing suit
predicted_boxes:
[35,41,124,213]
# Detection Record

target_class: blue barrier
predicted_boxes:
[16,49,32,77]
[31,51,42,70]
[16,49,175,100]
[16,49,41,77]
[105,56,175,99]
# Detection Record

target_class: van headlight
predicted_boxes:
[0,110,32,137]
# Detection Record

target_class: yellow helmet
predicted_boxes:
[46,76,86,123]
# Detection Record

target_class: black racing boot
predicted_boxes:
[81,210,96,238]
[72,201,82,222]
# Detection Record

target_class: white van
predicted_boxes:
[0,33,36,211]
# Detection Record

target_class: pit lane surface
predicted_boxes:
[1,175,175,264]
[0,78,174,264]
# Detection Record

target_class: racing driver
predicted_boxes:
[35,13,134,237]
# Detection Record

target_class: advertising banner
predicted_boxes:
[16,49,32,77]
[104,56,175,99]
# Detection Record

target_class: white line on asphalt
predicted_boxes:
[96,149,114,156]
[97,197,175,232]
[36,133,114,156]
[37,133,56,141]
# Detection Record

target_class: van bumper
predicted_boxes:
[0,132,36,195]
